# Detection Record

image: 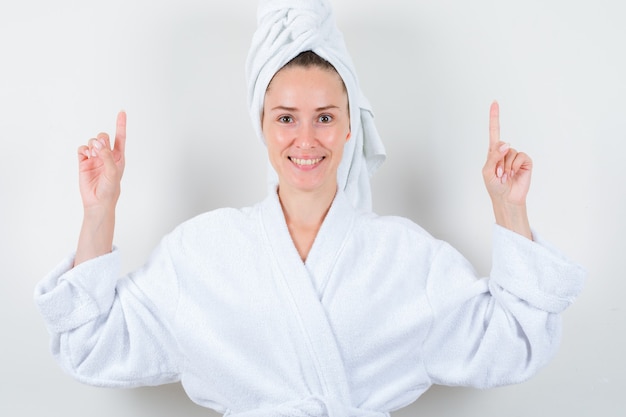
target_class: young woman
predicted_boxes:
[35,1,584,416]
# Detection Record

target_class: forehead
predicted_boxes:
[264,66,348,106]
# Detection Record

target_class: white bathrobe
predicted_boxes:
[34,189,585,417]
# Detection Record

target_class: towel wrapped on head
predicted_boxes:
[245,0,386,211]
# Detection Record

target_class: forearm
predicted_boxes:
[492,201,532,240]
[75,206,116,266]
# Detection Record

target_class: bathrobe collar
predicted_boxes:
[260,187,357,296]
[258,186,356,409]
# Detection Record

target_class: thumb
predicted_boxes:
[94,135,119,177]
[483,141,510,180]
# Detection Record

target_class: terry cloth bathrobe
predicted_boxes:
[34,190,585,416]
[34,1,586,416]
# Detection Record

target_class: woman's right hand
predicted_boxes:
[77,111,127,211]
[74,111,126,266]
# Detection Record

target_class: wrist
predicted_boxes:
[83,204,116,221]
[75,206,116,266]
[492,200,532,240]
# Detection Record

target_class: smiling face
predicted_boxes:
[262,65,351,197]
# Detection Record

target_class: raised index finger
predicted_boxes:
[114,110,127,155]
[489,100,500,151]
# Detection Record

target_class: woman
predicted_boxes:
[35,1,584,416]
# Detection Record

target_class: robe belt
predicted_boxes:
[224,396,389,417]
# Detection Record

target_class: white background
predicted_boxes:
[1,0,623,415]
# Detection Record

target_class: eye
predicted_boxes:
[318,114,333,123]
[278,115,293,123]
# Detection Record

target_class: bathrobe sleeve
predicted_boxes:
[34,236,182,388]
[422,224,585,388]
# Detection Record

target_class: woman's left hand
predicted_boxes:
[482,101,533,239]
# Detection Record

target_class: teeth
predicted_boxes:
[291,157,323,166]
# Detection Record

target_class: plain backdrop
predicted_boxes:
[1,0,623,415]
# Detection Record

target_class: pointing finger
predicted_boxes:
[489,100,500,151]
[114,110,127,156]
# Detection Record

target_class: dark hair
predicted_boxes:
[267,51,347,93]
[283,50,337,72]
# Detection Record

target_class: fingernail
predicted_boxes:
[93,140,103,150]
[497,166,503,178]
[499,143,510,153]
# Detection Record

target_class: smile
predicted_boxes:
[289,157,325,166]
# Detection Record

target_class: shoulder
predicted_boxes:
[350,210,443,257]
[184,205,257,229]
[167,204,262,249]
[356,210,435,241]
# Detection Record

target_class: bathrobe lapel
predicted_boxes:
[259,190,355,404]
[304,191,356,298]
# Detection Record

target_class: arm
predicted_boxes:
[75,111,127,265]
[36,111,182,386]
[35,238,182,387]
[422,231,585,388]
[421,103,584,386]
[482,101,533,240]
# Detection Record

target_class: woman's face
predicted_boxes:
[262,65,350,196]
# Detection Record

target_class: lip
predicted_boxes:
[288,156,325,169]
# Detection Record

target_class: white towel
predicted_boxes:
[245,0,386,211]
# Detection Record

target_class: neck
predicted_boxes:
[277,183,337,262]
[278,184,337,229]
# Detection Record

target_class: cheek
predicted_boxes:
[329,133,347,161]
[264,127,290,150]
[265,141,283,173]
[335,125,351,147]
[263,128,291,166]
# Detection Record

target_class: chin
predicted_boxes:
[281,176,335,195]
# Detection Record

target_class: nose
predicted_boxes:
[295,121,315,149]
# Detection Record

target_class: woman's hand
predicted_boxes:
[74,111,127,266]
[77,111,127,211]
[482,102,533,239]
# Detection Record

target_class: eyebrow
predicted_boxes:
[269,105,341,112]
